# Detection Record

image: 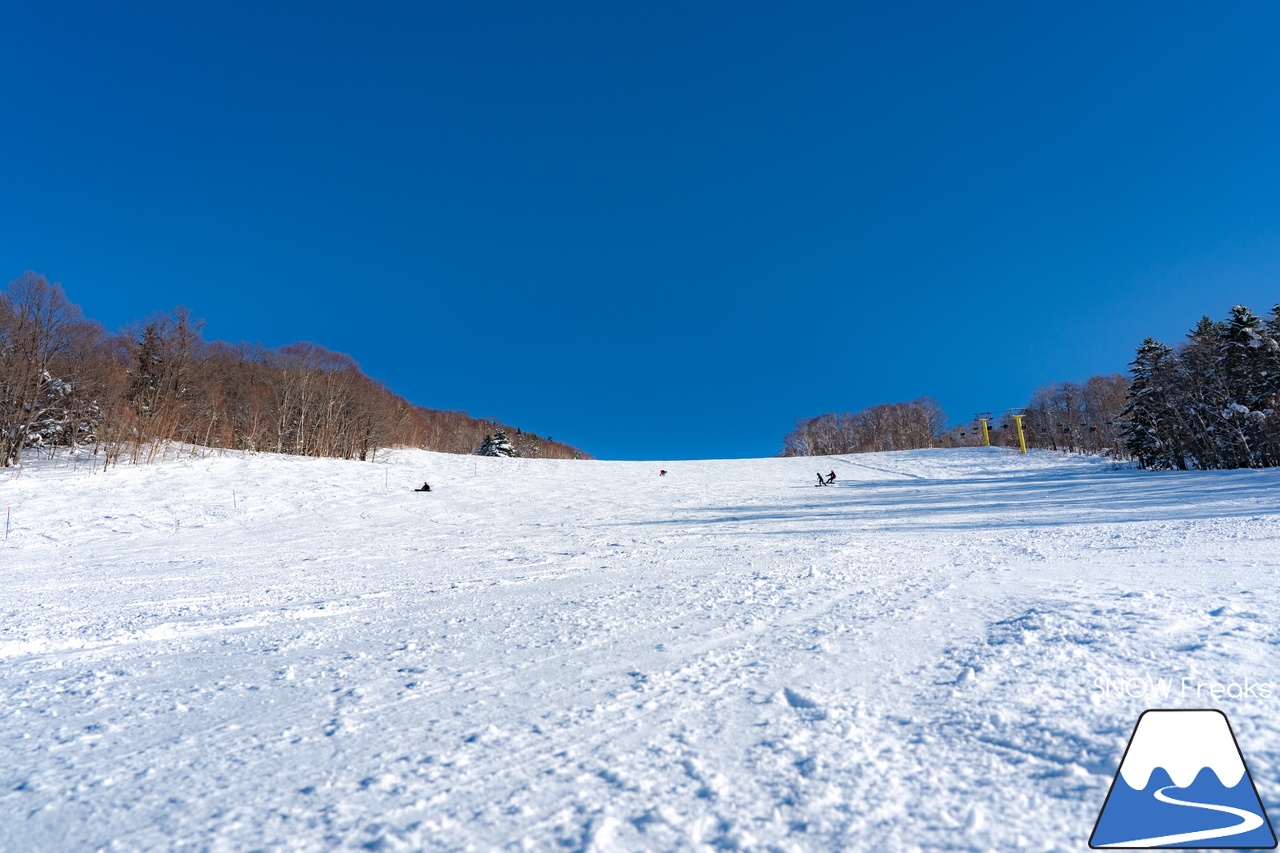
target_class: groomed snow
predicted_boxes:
[2,447,1279,851]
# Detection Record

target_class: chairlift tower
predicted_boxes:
[1007,409,1028,455]
[975,412,993,447]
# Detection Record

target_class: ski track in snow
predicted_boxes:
[2,447,1279,851]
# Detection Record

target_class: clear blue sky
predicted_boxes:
[4,2,1280,460]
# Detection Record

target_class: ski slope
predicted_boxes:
[2,447,1279,851]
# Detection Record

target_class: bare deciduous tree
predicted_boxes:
[0,273,102,466]
[781,398,949,457]
[2,274,593,466]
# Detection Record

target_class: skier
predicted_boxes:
[414,482,432,492]
[659,470,667,476]
[826,471,836,485]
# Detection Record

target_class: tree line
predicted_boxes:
[0,272,589,468]
[1123,304,1280,470]
[781,376,1136,458]
[780,302,1280,470]
[780,398,949,456]
[779,373,1137,457]
[971,374,1131,456]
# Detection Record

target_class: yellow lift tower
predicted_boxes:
[975,412,993,446]
[975,410,1028,454]
[1009,410,1027,454]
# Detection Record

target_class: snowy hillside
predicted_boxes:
[3,447,1279,851]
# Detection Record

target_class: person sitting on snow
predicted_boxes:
[415,482,431,492]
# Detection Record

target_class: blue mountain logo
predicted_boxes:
[1091,709,1276,848]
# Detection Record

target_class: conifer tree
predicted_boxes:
[1180,306,1277,468]
[1266,304,1280,343]
[476,429,518,457]
[1175,316,1235,469]
[1122,338,1182,469]
[129,323,164,420]
[1222,305,1280,466]
[1219,305,1275,408]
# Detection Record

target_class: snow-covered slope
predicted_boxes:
[2,447,1279,851]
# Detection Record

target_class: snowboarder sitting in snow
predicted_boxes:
[414,482,432,492]
[826,471,836,485]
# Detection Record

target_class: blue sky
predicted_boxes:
[4,2,1280,460]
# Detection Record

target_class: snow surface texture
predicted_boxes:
[2,447,1279,851]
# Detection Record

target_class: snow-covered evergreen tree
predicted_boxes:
[1122,338,1181,469]
[1219,305,1280,409]
[27,375,100,451]
[1122,307,1280,470]
[476,429,519,457]
[1176,316,1236,469]
[1216,305,1279,466]
[1266,304,1280,344]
